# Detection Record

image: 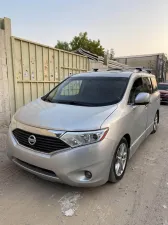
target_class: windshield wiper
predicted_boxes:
[55,100,95,106]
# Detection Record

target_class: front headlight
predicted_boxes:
[60,128,109,148]
[10,116,17,131]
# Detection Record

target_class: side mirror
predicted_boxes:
[134,92,150,105]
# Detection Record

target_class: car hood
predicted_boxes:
[159,90,168,94]
[14,99,118,131]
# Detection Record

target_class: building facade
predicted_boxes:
[115,53,167,82]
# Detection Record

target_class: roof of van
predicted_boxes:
[72,70,155,78]
[72,71,133,78]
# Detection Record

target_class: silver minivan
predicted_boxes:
[7,69,160,187]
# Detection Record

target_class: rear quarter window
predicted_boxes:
[151,77,158,93]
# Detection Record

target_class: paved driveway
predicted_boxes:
[0,106,168,225]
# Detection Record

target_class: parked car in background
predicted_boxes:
[158,83,168,104]
[7,69,160,187]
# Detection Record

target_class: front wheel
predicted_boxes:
[109,137,129,183]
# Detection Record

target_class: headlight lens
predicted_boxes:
[10,116,17,131]
[60,128,109,148]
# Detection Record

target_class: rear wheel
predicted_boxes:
[109,137,129,183]
[151,112,159,134]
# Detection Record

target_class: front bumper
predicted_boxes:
[7,129,115,187]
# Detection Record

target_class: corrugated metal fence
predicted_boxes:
[11,36,89,111]
[0,17,129,123]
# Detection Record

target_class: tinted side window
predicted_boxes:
[151,77,158,92]
[142,77,152,94]
[128,78,144,104]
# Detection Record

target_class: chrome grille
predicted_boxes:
[13,128,70,153]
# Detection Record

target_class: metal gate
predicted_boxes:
[11,36,89,111]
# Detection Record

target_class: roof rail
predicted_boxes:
[107,68,124,71]
[145,69,152,74]
[92,68,124,72]
[129,67,152,74]
[92,67,152,74]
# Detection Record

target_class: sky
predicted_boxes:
[0,0,167,57]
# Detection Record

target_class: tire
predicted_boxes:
[151,112,159,134]
[109,137,129,183]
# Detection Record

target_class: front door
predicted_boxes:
[128,77,148,157]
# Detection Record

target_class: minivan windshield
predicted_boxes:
[158,84,168,91]
[42,76,129,106]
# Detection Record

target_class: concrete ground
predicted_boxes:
[0,106,168,225]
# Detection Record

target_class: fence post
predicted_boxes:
[0,18,11,133]
[4,18,15,117]
[58,50,61,82]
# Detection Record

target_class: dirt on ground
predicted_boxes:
[0,106,168,225]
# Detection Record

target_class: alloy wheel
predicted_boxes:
[115,143,128,177]
[153,114,158,132]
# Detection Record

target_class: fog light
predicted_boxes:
[85,171,92,179]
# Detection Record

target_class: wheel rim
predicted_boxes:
[115,143,128,177]
[153,114,158,131]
